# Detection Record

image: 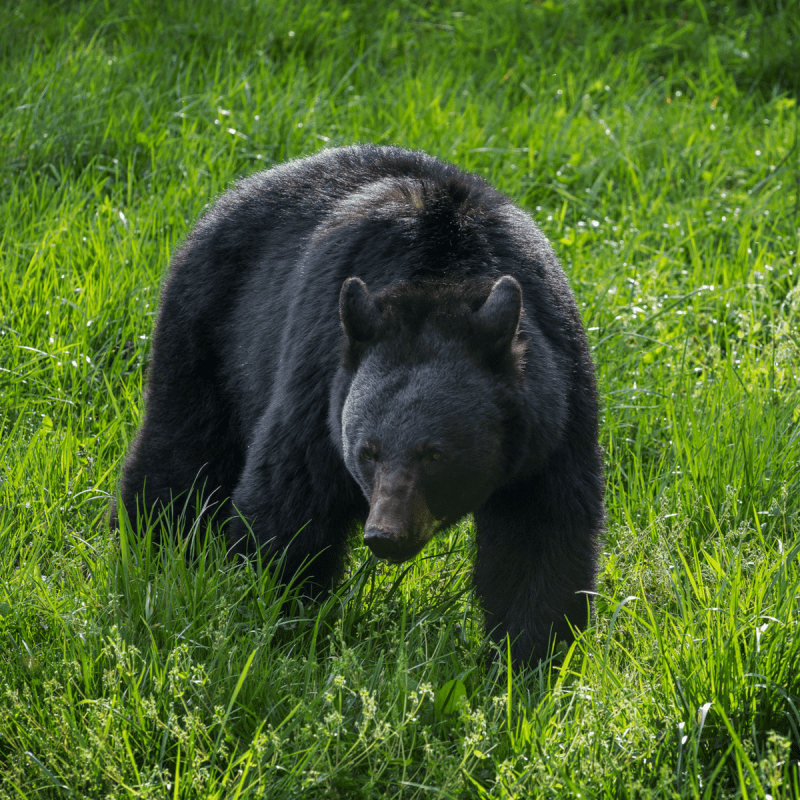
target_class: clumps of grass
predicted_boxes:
[1,510,491,797]
[2,498,798,796]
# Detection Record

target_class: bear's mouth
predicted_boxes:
[384,554,410,565]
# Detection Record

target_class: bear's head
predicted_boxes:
[335,275,526,563]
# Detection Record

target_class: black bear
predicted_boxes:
[117,145,604,666]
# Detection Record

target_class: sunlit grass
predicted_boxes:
[1,0,799,796]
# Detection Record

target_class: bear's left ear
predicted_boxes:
[474,275,523,353]
[340,277,381,343]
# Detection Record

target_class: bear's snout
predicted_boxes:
[363,465,438,563]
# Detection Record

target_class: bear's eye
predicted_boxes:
[426,450,443,463]
[360,448,376,462]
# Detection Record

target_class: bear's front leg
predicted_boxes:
[227,406,366,594]
[473,489,599,667]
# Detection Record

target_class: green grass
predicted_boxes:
[1,0,799,796]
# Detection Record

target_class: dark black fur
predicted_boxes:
[116,145,604,665]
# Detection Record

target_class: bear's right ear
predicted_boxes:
[474,275,522,353]
[340,277,381,343]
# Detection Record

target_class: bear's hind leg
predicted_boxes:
[117,374,244,543]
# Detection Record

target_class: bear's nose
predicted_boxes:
[363,527,414,563]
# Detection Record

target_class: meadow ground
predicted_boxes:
[1,0,799,796]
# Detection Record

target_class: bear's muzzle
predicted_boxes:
[363,465,440,563]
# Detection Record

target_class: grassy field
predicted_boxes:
[1,0,799,796]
